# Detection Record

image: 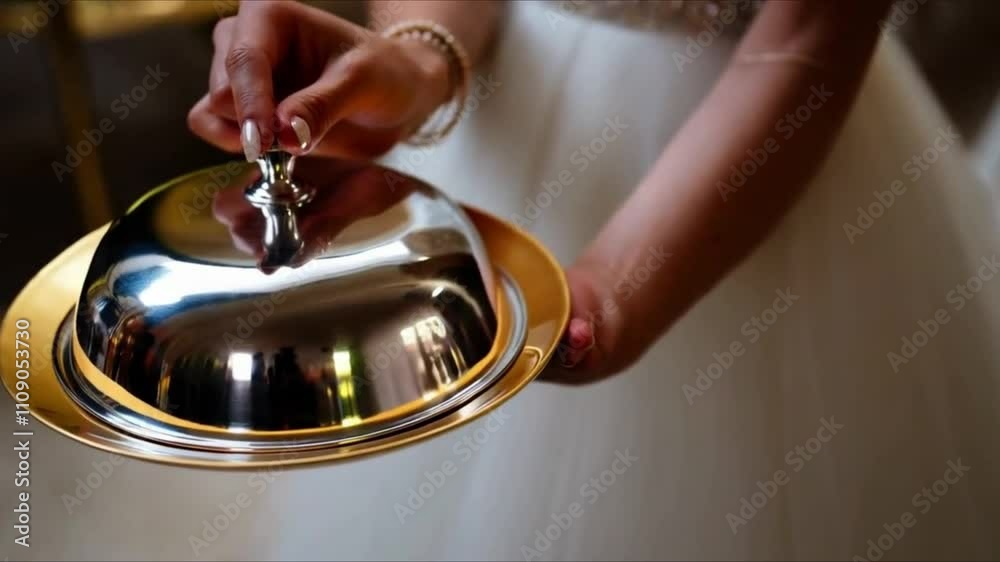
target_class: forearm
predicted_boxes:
[582,1,892,366]
[368,0,502,66]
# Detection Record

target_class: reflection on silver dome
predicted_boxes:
[58,153,526,452]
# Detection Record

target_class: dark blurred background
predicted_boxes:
[1,0,998,307]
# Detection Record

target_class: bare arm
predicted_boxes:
[561,1,894,381]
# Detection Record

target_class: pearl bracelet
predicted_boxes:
[382,19,471,146]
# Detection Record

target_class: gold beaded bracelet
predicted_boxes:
[382,19,471,146]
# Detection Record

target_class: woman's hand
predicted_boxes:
[542,261,633,385]
[188,1,452,161]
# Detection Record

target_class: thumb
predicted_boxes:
[275,53,369,155]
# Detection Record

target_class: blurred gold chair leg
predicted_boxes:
[46,4,113,230]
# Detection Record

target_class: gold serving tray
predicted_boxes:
[0,207,568,469]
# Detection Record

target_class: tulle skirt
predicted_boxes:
[6,2,999,560]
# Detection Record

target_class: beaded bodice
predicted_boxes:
[563,0,762,34]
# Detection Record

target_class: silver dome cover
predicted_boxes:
[59,151,526,452]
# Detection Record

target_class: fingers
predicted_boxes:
[559,318,597,369]
[273,50,371,155]
[190,16,238,148]
[538,265,623,385]
[209,17,235,97]
[225,2,293,160]
[542,322,608,386]
[541,315,601,385]
[187,93,242,153]
[198,2,397,160]
[555,318,597,371]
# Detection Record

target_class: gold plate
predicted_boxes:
[0,208,568,469]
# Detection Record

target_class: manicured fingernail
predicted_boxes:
[242,120,261,162]
[556,342,574,367]
[559,341,593,369]
[290,116,311,152]
[559,352,578,369]
[560,351,584,369]
[568,318,595,348]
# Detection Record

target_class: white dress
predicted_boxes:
[975,99,1000,190]
[4,2,998,560]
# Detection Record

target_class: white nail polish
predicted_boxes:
[290,116,311,152]
[242,120,261,162]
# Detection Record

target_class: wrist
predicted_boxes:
[382,19,471,146]
[403,39,453,109]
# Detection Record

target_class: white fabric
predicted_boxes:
[973,91,1000,192]
[4,2,999,560]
